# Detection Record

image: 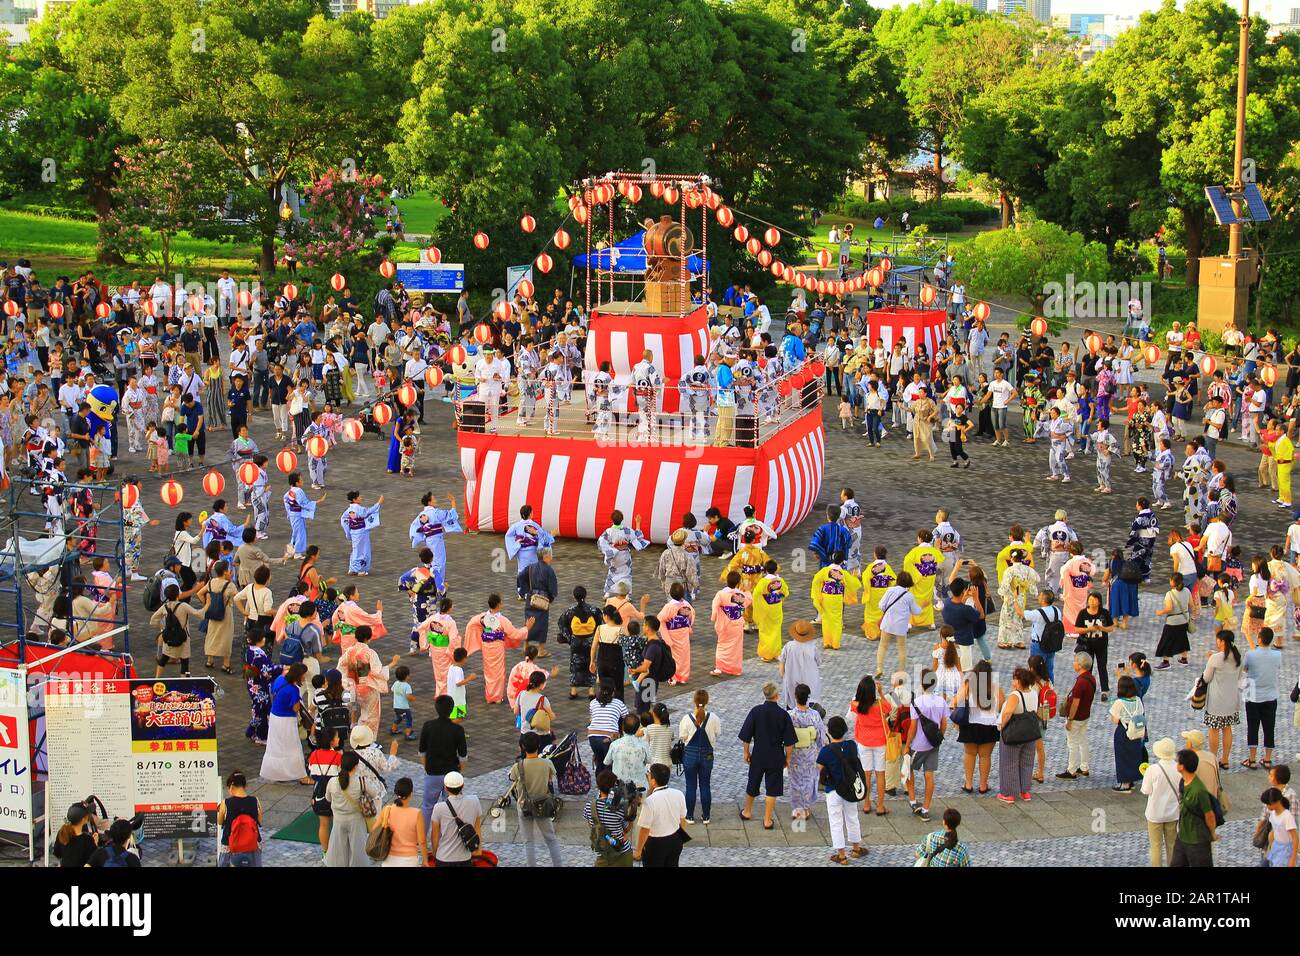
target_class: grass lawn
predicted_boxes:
[394,191,449,236]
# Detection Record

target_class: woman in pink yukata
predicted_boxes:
[710,570,753,677]
[1058,541,1095,638]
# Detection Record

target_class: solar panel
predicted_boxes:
[1242,183,1272,222]
[1205,186,1242,226]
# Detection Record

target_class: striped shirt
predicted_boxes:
[588,698,628,735]
[582,794,631,853]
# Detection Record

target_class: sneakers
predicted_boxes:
[1020,792,1032,802]
[910,801,923,816]
[996,794,1015,804]
[918,807,931,821]
[1061,477,1071,483]
[1056,770,1077,780]
[1155,660,1171,670]
[1078,769,1090,777]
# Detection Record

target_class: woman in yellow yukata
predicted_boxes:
[751,559,789,661]
[903,529,944,629]
[810,556,861,650]
[722,527,769,631]
[860,546,897,640]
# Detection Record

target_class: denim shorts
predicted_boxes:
[992,407,1008,430]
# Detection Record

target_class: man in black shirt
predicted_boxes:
[737,683,797,828]
[418,694,468,841]
[628,615,667,714]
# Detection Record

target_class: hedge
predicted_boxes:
[832,196,997,229]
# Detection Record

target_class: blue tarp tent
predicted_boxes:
[572,230,707,274]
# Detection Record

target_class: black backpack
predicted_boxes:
[833,745,868,803]
[142,571,168,612]
[161,605,187,647]
[1036,607,1065,654]
[652,641,676,683]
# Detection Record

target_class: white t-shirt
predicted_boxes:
[1140,759,1181,823]
[1170,542,1198,576]
[1205,408,1226,439]
[1286,523,1300,554]
[989,379,1015,410]
[636,786,687,838]
[1201,522,1232,559]
[447,665,466,709]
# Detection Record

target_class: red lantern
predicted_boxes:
[816,280,829,295]
[519,214,536,234]
[746,237,762,256]
[1144,344,1161,365]
[733,225,749,244]
[424,366,444,388]
[781,265,795,282]
[446,345,467,365]
[120,483,139,510]
[343,418,364,442]
[517,279,535,299]
[379,260,396,279]
[764,227,781,247]
[816,249,832,269]
[757,249,773,268]
[424,246,442,264]
[574,203,589,226]
[705,188,721,210]
[493,300,512,322]
[625,183,642,204]
[867,268,883,288]
[1030,317,1048,338]
[48,301,65,320]
[283,283,299,301]
[777,379,792,397]
[972,302,991,322]
[649,182,665,199]
[160,479,184,507]
[329,273,347,292]
[3,300,20,317]
[187,294,203,314]
[662,186,679,205]
[810,360,826,378]
[95,302,111,319]
[202,470,225,497]
[306,435,330,459]
[716,206,734,228]
[372,402,393,426]
[238,461,259,486]
[879,257,893,272]
[535,253,553,274]
[769,261,783,277]
[1085,333,1103,353]
[1262,364,1278,387]
[473,231,490,250]
[275,449,298,474]
[553,229,570,250]
[568,193,582,211]
[1200,354,1217,377]
[478,321,498,341]
[684,189,703,209]
[237,290,254,308]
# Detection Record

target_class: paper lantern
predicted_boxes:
[746,237,762,256]
[519,214,536,234]
[343,418,364,442]
[574,203,589,226]
[733,225,749,244]
[764,227,781,247]
[684,189,703,209]
[1030,317,1048,338]
[972,301,991,322]
[649,181,665,198]
[816,249,832,269]
[777,379,792,397]
[810,360,826,377]
[238,461,259,486]
[867,268,883,288]
[781,265,795,282]
[492,299,512,321]
[379,260,396,279]
[187,294,203,314]
[1143,344,1160,365]
[625,183,642,204]
[424,366,444,388]
[160,480,184,507]
[372,402,393,426]
[424,246,442,264]
[716,206,734,228]
[816,280,829,295]
[120,483,139,510]
[1262,364,1278,387]
[202,470,225,497]
[306,435,330,459]
[446,345,467,365]
[48,301,65,320]
[1200,354,1217,377]
[329,273,347,292]
[663,186,679,205]
[553,229,570,250]
[3,300,20,317]
[283,283,298,301]
[879,257,892,272]
[95,303,111,319]
[535,253,553,274]
[473,231,490,250]
[568,193,582,211]
[275,449,298,474]
[237,290,254,308]
[517,278,535,299]
[1085,333,1103,353]
[769,261,783,277]
[757,249,773,268]
[705,188,721,210]
[478,321,498,343]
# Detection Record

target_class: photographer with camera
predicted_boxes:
[584,769,634,867]
[634,763,689,867]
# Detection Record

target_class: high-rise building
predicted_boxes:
[329,0,407,16]
[1001,0,1050,24]
[958,0,988,11]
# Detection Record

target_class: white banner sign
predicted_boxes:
[0,669,32,839]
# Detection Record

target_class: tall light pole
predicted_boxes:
[1228,0,1250,257]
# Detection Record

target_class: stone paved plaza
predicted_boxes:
[5,313,1296,867]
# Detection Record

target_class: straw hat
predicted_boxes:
[787,619,816,642]
[1180,729,1206,750]
[1152,737,1176,761]
[349,725,375,749]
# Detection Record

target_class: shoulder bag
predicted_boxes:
[365,804,394,861]
[1001,691,1042,745]
[444,795,482,853]
[515,760,559,819]
[880,702,903,762]
[527,564,551,611]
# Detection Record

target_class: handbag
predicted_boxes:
[1189,677,1208,710]
[365,806,394,861]
[340,779,377,831]
[526,565,551,611]
[1001,691,1042,745]
[881,702,903,762]
[515,760,559,819]
[1253,816,1271,851]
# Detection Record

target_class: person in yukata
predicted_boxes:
[283,471,325,559]
[331,583,386,652]
[780,619,822,708]
[417,595,461,697]
[301,411,333,489]
[838,488,864,573]
[811,553,861,650]
[202,498,248,548]
[751,559,790,662]
[249,454,271,539]
[658,582,695,685]
[462,593,533,704]
[1126,497,1160,583]
[597,510,649,596]
[504,504,553,575]
[710,570,753,677]
[227,425,259,509]
[340,490,384,575]
[408,492,461,582]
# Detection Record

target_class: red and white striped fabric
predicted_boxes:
[583,305,710,414]
[459,408,824,544]
[867,307,948,362]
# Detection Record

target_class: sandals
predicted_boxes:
[961,786,974,794]
[1218,762,1229,770]
[1262,759,1274,769]
[830,852,849,865]
[875,808,890,817]
[221,666,233,675]
[850,846,868,858]
[1241,758,1257,769]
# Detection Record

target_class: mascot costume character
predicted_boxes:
[85,383,119,474]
